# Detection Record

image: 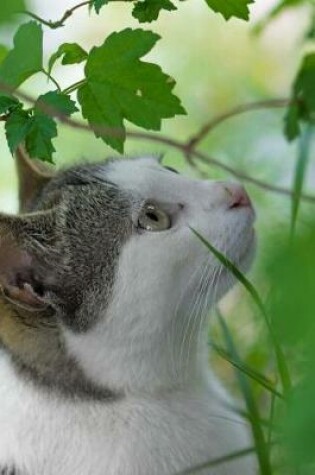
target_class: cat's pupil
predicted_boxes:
[146,212,159,222]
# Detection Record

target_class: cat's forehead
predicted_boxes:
[104,157,193,202]
[41,156,196,211]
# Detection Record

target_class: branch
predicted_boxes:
[1,83,314,204]
[21,1,91,29]
[187,99,291,150]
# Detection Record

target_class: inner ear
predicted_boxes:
[15,146,55,212]
[0,238,48,312]
[0,210,58,312]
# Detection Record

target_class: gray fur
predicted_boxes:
[0,159,134,400]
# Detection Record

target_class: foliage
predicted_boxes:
[285,54,315,141]
[0,0,313,162]
[204,0,254,21]
[78,28,186,152]
[0,0,25,26]
[0,0,260,162]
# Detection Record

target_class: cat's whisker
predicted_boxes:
[178,260,210,375]
[185,259,214,375]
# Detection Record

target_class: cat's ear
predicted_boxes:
[0,210,57,311]
[15,146,55,212]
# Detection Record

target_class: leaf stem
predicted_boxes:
[21,2,91,29]
[41,68,62,92]
[62,79,86,95]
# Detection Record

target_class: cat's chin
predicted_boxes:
[198,227,256,305]
[237,227,256,273]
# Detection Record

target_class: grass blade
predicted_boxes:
[291,124,313,240]
[216,310,273,475]
[191,227,292,395]
[211,343,283,399]
[174,446,256,474]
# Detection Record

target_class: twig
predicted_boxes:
[1,82,314,203]
[186,99,291,150]
[21,1,91,29]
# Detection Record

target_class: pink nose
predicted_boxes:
[224,184,252,209]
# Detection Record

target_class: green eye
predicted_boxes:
[138,203,171,232]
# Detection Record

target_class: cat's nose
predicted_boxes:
[224,184,252,209]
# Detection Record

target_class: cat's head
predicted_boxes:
[0,149,255,394]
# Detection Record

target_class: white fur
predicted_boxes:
[0,158,257,474]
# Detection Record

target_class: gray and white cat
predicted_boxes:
[0,149,256,475]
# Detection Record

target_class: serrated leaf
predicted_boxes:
[5,109,32,154]
[91,0,133,14]
[204,0,254,20]
[284,53,315,141]
[36,91,78,117]
[5,107,57,162]
[0,22,43,92]
[0,95,21,115]
[78,83,125,153]
[78,28,186,152]
[92,0,108,13]
[0,0,25,25]
[132,0,177,23]
[48,43,88,76]
[25,112,57,163]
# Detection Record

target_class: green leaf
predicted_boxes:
[25,112,57,163]
[5,109,32,154]
[204,0,254,21]
[0,22,43,92]
[284,53,315,141]
[48,43,88,76]
[0,0,25,25]
[0,95,21,115]
[92,0,108,13]
[132,0,177,23]
[5,104,57,162]
[284,103,300,141]
[36,91,78,117]
[266,226,315,346]
[78,28,186,152]
[91,0,133,14]
[0,45,9,65]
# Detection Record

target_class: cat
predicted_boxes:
[0,148,257,475]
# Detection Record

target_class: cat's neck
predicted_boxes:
[0,291,211,399]
[63,302,211,397]
[0,297,118,401]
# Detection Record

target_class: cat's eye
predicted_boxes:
[138,203,171,232]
